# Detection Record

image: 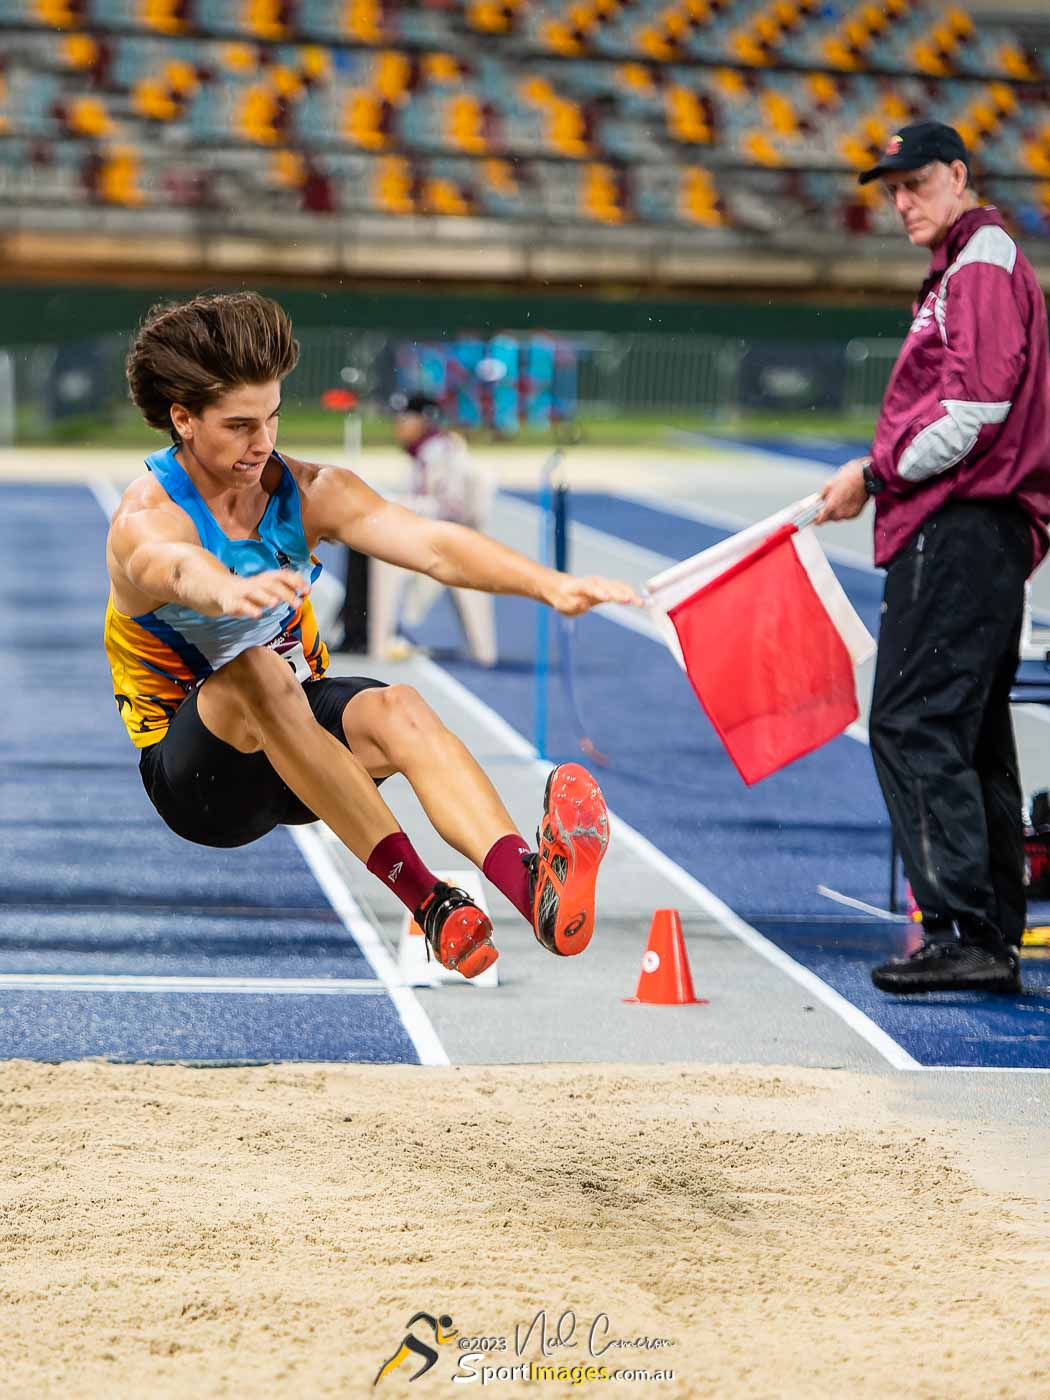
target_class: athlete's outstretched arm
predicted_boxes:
[303,463,641,616]
[108,506,307,619]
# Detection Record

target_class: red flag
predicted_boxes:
[653,514,873,785]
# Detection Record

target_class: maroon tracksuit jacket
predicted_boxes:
[869,205,1050,569]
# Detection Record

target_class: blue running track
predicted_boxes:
[1,483,419,1064]
[407,489,1050,1069]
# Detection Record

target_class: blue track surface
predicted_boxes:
[409,488,1050,1068]
[1,484,418,1064]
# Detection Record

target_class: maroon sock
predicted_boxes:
[366,832,438,914]
[482,833,534,924]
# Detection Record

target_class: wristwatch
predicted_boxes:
[862,461,884,496]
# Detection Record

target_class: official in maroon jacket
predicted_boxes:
[819,121,1050,995]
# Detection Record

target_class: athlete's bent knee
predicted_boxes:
[378,684,445,747]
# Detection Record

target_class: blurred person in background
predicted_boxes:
[390,392,498,667]
[818,121,1050,996]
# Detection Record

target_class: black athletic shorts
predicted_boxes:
[138,675,387,848]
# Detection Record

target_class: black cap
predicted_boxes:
[858,121,969,186]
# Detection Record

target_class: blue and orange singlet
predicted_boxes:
[104,445,329,748]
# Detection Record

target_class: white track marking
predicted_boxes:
[89,474,451,1068]
[0,974,386,994]
[414,657,920,1071]
[289,828,450,1066]
[817,885,904,921]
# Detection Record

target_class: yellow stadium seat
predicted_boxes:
[862,4,887,33]
[999,43,1035,81]
[346,0,383,44]
[823,37,860,70]
[549,97,589,157]
[482,159,519,196]
[166,60,199,96]
[636,26,674,61]
[239,86,280,144]
[143,0,187,33]
[861,114,886,144]
[272,151,306,187]
[447,94,487,153]
[375,50,411,105]
[970,98,997,135]
[715,68,748,100]
[666,87,711,143]
[679,166,722,226]
[843,17,869,48]
[344,91,387,150]
[269,66,304,99]
[541,19,584,54]
[954,118,978,149]
[989,82,1016,115]
[373,155,414,213]
[99,149,145,206]
[35,0,76,27]
[912,40,949,77]
[664,9,689,40]
[68,96,114,137]
[841,133,877,168]
[246,0,287,40]
[220,44,258,75]
[762,91,798,137]
[582,163,625,223]
[618,63,655,93]
[730,31,770,66]
[520,75,554,105]
[469,0,513,34]
[755,14,780,44]
[424,53,462,84]
[881,91,909,121]
[743,130,783,166]
[947,6,974,37]
[300,46,332,81]
[808,72,840,108]
[62,34,99,70]
[132,78,179,121]
[1024,142,1050,177]
[423,177,471,216]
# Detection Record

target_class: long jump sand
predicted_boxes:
[3,1059,1049,1399]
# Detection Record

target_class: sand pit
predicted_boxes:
[2,1060,1049,1399]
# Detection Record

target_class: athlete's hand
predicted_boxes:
[219,569,309,619]
[815,457,871,524]
[546,574,643,616]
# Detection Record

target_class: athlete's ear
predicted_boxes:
[169,403,193,441]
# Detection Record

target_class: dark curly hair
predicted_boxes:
[126,292,300,442]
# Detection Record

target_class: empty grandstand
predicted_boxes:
[2,0,1049,289]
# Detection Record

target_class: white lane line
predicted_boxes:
[290,827,451,1067]
[414,655,921,1072]
[816,885,904,921]
[0,974,386,995]
[89,474,451,1068]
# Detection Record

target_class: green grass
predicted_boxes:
[11,404,877,451]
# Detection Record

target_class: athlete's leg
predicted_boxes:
[337,685,609,951]
[338,683,522,868]
[196,647,400,861]
[176,650,499,978]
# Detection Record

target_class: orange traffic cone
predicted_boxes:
[624,909,707,1005]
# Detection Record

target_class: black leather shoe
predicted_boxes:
[872,941,1021,995]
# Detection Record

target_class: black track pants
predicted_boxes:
[869,500,1032,944]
